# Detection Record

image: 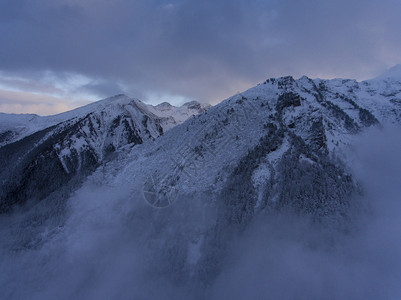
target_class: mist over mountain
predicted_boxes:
[0,71,400,299]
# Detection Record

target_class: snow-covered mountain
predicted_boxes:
[1,70,401,299]
[0,95,210,147]
[0,95,208,212]
[64,71,400,286]
[109,72,400,210]
[373,64,401,81]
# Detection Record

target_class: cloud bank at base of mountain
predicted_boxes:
[0,127,400,299]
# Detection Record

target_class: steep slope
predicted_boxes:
[114,74,400,205]
[0,95,208,212]
[82,73,400,282]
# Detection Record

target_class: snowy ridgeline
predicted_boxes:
[0,96,209,212]
[0,95,210,147]
[0,71,401,299]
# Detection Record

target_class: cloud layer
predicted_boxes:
[1,0,401,113]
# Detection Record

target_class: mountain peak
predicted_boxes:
[182,100,211,111]
[155,102,173,110]
[97,93,133,104]
[374,64,401,81]
[182,100,200,106]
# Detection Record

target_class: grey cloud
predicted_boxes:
[0,76,62,95]
[0,0,401,108]
[76,80,125,99]
[0,89,89,115]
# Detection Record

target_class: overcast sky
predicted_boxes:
[1,0,401,115]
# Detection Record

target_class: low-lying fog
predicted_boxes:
[1,128,400,299]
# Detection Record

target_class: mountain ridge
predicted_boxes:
[0,95,210,147]
[0,95,208,212]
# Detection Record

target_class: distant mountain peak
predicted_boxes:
[374,64,401,81]
[182,100,211,111]
[156,102,173,108]
[182,100,200,106]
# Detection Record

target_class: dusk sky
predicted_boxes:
[1,0,401,115]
